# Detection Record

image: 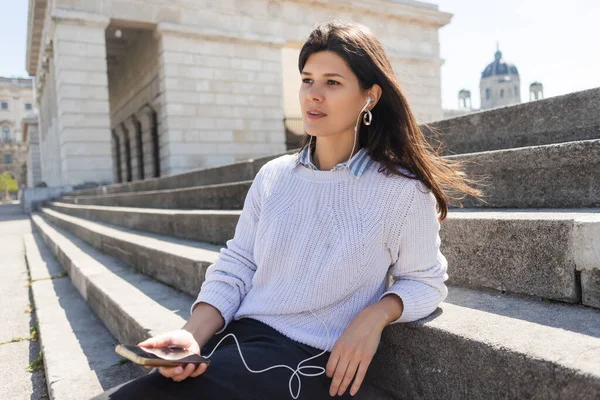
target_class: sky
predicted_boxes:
[431,0,600,109]
[0,0,28,77]
[1,0,599,110]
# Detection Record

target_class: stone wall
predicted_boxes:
[38,59,63,187]
[52,16,113,186]
[156,29,287,174]
[21,185,73,213]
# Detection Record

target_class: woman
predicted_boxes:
[94,20,483,400]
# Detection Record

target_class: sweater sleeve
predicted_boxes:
[379,180,449,324]
[190,166,265,334]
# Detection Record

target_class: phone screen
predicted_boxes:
[118,345,211,365]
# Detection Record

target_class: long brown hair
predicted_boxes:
[297,20,486,222]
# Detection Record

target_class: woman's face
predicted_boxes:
[299,51,370,140]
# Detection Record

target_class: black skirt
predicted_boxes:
[90,317,369,399]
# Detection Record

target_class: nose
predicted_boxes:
[306,84,324,103]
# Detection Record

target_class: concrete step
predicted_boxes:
[30,214,190,347]
[39,206,222,298]
[46,202,600,309]
[425,86,600,154]
[446,209,600,309]
[49,201,239,245]
[59,179,253,210]
[23,232,145,400]
[29,212,600,399]
[369,285,600,399]
[455,138,600,208]
[69,148,299,197]
[59,139,600,209]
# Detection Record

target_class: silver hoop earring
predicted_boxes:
[363,109,372,126]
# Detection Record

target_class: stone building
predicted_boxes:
[0,77,33,189]
[479,45,521,110]
[26,0,452,187]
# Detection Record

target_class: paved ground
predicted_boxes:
[0,201,48,399]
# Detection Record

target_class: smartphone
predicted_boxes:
[115,344,211,367]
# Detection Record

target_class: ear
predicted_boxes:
[367,84,383,109]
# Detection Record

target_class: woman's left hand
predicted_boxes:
[325,307,384,397]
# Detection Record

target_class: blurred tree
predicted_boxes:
[0,172,18,200]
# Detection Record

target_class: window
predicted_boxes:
[1,102,7,110]
[2,126,10,142]
[514,85,518,96]
[25,103,32,110]
[485,88,491,100]
[3,154,12,164]
[500,89,504,98]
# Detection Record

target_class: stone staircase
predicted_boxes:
[25,88,600,400]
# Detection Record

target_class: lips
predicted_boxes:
[306,109,327,119]
[306,111,326,120]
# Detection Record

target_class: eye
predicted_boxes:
[301,78,340,85]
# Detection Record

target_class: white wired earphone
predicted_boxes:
[347,96,373,170]
[202,309,331,399]
[171,97,374,399]
[309,96,373,174]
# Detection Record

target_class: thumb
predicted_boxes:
[138,334,173,348]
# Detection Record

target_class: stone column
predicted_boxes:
[110,129,122,183]
[135,105,159,178]
[23,115,42,188]
[123,116,141,181]
[154,23,286,175]
[52,10,113,185]
[132,115,145,181]
[115,123,132,182]
[36,41,63,187]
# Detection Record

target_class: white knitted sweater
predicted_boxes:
[192,153,449,352]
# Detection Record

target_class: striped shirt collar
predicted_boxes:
[294,144,375,178]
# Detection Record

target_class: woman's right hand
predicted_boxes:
[138,329,208,382]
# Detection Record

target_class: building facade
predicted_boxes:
[479,45,521,110]
[0,77,33,190]
[26,0,452,187]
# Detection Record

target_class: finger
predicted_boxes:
[329,356,350,397]
[189,363,208,378]
[337,357,360,396]
[350,362,369,396]
[325,351,340,379]
[158,365,183,379]
[138,335,172,349]
[159,365,182,379]
[172,363,196,382]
